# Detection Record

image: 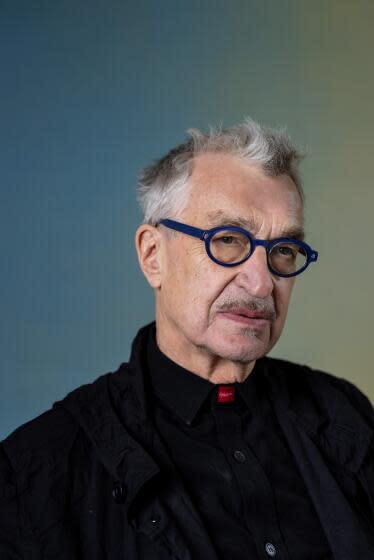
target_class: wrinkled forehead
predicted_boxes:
[183,153,304,233]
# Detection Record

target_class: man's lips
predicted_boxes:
[220,307,273,319]
[218,308,274,325]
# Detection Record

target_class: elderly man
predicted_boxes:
[1,120,373,559]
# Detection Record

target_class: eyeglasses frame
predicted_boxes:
[159,218,318,278]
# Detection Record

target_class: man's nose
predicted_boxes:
[234,247,274,298]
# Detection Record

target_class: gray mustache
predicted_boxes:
[218,298,276,321]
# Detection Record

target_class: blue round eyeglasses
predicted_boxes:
[159,219,318,278]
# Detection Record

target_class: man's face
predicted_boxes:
[156,152,303,365]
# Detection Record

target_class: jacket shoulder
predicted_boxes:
[2,404,77,470]
[2,389,87,478]
[1,368,126,473]
[264,356,374,429]
[1,360,136,473]
[264,355,371,398]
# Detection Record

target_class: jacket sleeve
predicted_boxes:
[0,444,41,559]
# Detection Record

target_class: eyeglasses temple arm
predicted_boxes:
[160,219,206,240]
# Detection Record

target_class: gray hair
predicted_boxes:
[137,118,304,225]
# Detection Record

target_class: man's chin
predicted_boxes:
[207,335,270,364]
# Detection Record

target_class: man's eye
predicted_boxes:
[218,236,236,244]
[276,245,297,258]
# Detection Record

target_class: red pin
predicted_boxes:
[217,385,235,403]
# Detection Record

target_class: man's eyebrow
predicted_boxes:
[206,211,256,230]
[280,226,305,241]
[205,210,305,241]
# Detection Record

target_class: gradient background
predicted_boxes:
[1,1,373,440]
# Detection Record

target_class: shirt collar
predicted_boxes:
[147,326,265,425]
[147,328,214,425]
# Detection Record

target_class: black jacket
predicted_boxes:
[1,323,374,559]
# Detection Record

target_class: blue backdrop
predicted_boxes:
[2,1,374,439]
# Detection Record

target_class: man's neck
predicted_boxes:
[155,323,256,385]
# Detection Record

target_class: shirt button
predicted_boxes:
[112,482,126,503]
[265,542,277,557]
[233,450,247,463]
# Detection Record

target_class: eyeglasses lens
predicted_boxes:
[210,230,251,264]
[210,232,308,275]
[269,243,307,275]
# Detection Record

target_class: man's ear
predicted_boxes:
[135,224,163,289]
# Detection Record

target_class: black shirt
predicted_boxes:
[147,329,333,560]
